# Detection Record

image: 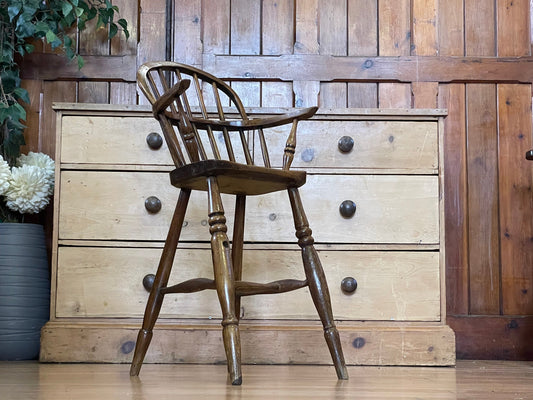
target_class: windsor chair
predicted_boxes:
[130,61,348,385]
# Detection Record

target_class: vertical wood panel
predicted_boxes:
[20,80,42,154]
[318,0,347,107]
[411,0,437,108]
[378,83,411,108]
[173,0,202,66]
[203,0,231,55]
[378,0,411,55]
[230,0,261,55]
[412,0,437,56]
[110,0,138,105]
[497,0,531,57]
[318,0,347,56]
[348,84,377,108]
[262,83,293,107]
[42,81,77,158]
[412,82,438,108]
[293,81,320,107]
[78,19,109,103]
[137,4,166,105]
[295,0,319,54]
[438,0,464,56]
[262,0,294,55]
[464,0,499,315]
[465,0,495,56]
[378,0,411,108]
[348,0,377,107]
[497,84,533,315]
[466,84,500,315]
[439,84,469,316]
[231,81,261,107]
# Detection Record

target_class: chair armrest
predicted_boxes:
[190,106,318,131]
[152,79,191,116]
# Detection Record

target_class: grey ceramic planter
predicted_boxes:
[0,223,50,360]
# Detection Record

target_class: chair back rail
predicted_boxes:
[138,61,259,168]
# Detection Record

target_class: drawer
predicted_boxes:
[60,115,251,166]
[60,116,172,165]
[55,247,440,321]
[259,120,439,171]
[58,171,439,244]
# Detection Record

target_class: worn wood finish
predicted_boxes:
[497,84,533,316]
[22,1,533,361]
[55,247,440,321]
[466,84,500,315]
[3,361,533,399]
[40,322,455,366]
[130,62,347,384]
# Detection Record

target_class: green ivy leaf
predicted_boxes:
[109,22,118,39]
[45,29,57,44]
[62,2,74,17]
[13,88,30,104]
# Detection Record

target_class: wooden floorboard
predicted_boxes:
[1,360,532,399]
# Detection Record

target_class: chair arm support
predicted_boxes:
[152,79,191,117]
[190,106,318,131]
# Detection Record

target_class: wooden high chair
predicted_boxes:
[130,61,348,385]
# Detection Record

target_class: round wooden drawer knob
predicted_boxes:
[526,150,533,160]
[145,196,162,213]
[143,274,155,292]
[341,277,357,294]
[146,132,163,150]
[338,136,354,153]
[339,200,356,218]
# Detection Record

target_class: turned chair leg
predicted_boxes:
[207,178,242,385]
[288,187,349,380]
[130,189,191,376]
[232,195,246,320]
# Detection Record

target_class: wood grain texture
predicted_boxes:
[40,322,455,366]
[449,316,533,360]
[497,84,533,315]
[465,0,495,56]
[55,248,440,321]
[78,18,109,103]
[173,0,202,66]
[262,0,294,55]
[438,0,464,56]
[202,0,230,55]
[230,0,261,55]
[294,0,319,54]
[347,0,378,107]
[439,84,469,316]
[466,84,500,315]
[497,0,531,57]
[318,0,347,107]
[7,361,533,399]
[411,0,437,56]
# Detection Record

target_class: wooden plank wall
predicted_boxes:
[20,0,533,360]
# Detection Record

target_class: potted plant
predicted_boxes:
[0,0,129,360]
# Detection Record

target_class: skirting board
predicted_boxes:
[40,322,455,366]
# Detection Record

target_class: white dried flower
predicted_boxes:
[4,165,51,214]
[17,152,55,195]
[0,155,10,195]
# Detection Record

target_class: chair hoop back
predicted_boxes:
[137,61,256,168]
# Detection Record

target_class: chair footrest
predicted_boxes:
[159,278,308,296]
[236,279,308,296]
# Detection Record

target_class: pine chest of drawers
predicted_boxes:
[40,103,455,366]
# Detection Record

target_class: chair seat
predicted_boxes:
[169,160,306,195]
